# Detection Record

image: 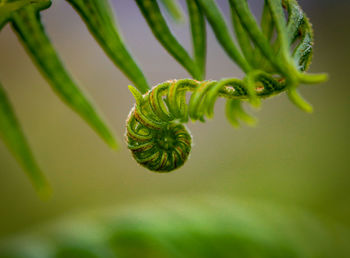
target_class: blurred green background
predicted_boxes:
[0,0,349,254]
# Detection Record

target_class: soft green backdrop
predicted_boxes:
[0,0,349,244]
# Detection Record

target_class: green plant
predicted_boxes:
[0,197,347,258]
[1,0,149,196]
[127,0,327,172]
[0,0,327,194]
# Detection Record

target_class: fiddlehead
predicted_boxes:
[126,75,286,172]
[126,0,327,172]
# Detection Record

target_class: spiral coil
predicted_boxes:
[126,0,327,172]
[126,76,285,172]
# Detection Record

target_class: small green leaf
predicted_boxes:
[284,0,314,72]
[0,82,51,197]
[266,0,290,61]
[186,0,206,80]
[298,73,329,84]
[197,0,251,73]
[252,0,274,69]
[287,88,313,113]
[128,85,144,106]
[285,0,305,45]
[135,0,201,80]
[10,5,118,149]
[229,0,281,73]
[226,100,240,127]
[261,0,274,41]
[230,2,255,67]
[293,32,313,72]
[67,0,150,94]
[226,99,256,127]
[159,0,183,22]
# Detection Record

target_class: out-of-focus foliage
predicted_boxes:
[0,0,148,194]
[0,197,348,258]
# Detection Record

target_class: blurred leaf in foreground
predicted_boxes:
[0,197,348,257]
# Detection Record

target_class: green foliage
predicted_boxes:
[186,0,206,78]
[0,0,327,192]
[0,198,347,257]
[196,0,250,72]
[67,0,149,93]
[126,0,328,172]
[136,0,204,80]
[226,99,256,127]
[126,75,285,171]
[10,4,117,148]
[0,0,148,194]
[159,0,184,22]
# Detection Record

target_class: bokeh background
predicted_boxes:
[0,0,349,254]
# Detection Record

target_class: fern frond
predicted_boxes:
[231,5,256,68]
[10,4,118,149]
[186,0,206,79]
[67,0,150,93]
[126,0,328,172]
[0,0,329,188]
[196,0,251,73]
[135,0,202,80]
